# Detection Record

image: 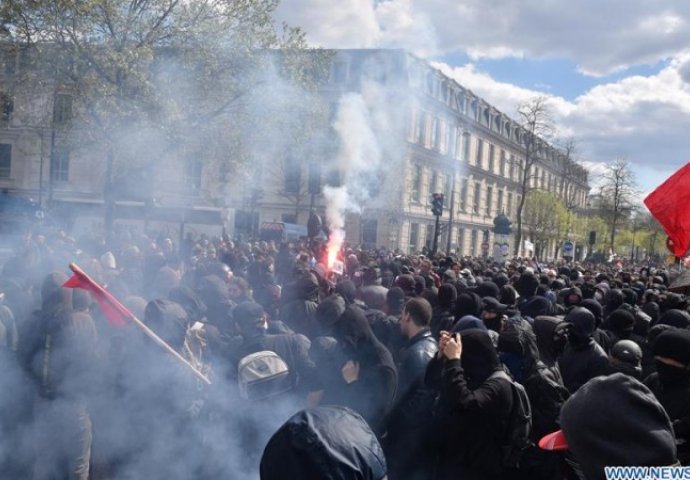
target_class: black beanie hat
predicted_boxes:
[653,329,690,366]
[560,373,677,480]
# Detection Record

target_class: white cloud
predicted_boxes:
[276,0,690,76]
[432,58,690,191]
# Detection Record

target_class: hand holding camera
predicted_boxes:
[439,330,462,360]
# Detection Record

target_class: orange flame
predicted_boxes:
[327,230,345,271]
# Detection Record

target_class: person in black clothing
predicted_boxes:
[606,308,646,349]
[609,339,643,380]
[579,298,613,353]
[426,328,513,480]
[498,319,569,480]
[385,297,437,480]
[644,329,690,464]
[559,307,609,393]
[430,284,456,338]
[233,301,318,396]
[541,374,677,480]
[279,272,319,338]
[18,272,98,480]
[532,316,567,376]
[260,406,387,480]
[329,305,397,437]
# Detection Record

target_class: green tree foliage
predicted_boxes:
[1,0,331,230]
[523,190,568,259]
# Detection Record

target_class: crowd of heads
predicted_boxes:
[1,227,689,479]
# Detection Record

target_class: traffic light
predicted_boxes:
[431,193,444,216]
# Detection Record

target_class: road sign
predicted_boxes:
[563,241,574,257]
[481,242,490,251]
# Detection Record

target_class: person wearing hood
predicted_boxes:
[519,295,554,321]
[539,374,677,480]
[605,307,646,350]
[499,320,569,480]
[234,301,318,396]
[18,272,99,480]
[385,298,437,480]
[454,292,482,322]
[559,307,610,393]
[644,329,690,464]
[532,316,567,374]
[328,305,397,436]
[431,283,457,338]
[279,271,320,338]
[260,406,387,480]
[657,309,690,329]
[579,298,613,354]
[426,328,513,480]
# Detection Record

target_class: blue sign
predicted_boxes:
[563,241,574,256]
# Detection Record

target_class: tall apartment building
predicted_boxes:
[243,50,590,257]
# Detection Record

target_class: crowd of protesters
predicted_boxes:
[1,227,689,480]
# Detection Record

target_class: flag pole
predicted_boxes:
[68,263,211,385]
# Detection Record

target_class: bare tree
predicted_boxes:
[513,96,554,256]
[599,158,638,251]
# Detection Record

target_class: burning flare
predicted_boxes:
[327,230,344,271]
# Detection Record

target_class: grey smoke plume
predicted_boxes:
[325,91,382,261]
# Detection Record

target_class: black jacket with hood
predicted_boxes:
[426,328,513,480]
[559,307,610,394]
[329,306,398,436]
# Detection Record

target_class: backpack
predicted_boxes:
[489,370,534,468]
[238,350,293,400]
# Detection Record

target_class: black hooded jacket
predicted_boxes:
[499,321,569,441]
[426,328,513,480]
[18,272,99,400]
[280,273,320,338]
[644,329,690,464]
[328,306,397,436]
[260,406,387,480]
[559,307,610,393]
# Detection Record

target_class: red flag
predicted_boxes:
[62,263,132,327]
[644,162,690,257]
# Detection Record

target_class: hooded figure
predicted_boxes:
[452,315,487,333]
[519,295,554,320]
[546,374,677,480]
[427,328,513,480]
[533,316,567,371]
[454,292,482,321]
[606,308,646,348]
[18,272,98,480]
[431,283,457,338]
[280,272,320,337]
[559,307,609,393]
[500,321,568,428]
[329,306,397,436]
[260,406,387,480]
[657,309,690,329]
[644,329,690,464]
[579,298,613,353]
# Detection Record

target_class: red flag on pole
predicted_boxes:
[644,162,690,257]
[62,263,211,384]
[62,263,132,327]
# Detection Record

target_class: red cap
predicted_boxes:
[539,430,569,451]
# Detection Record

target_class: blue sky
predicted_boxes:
[437,53,670,102]
[276,0,690,194]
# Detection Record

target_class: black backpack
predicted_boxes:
[489,370,534,468]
